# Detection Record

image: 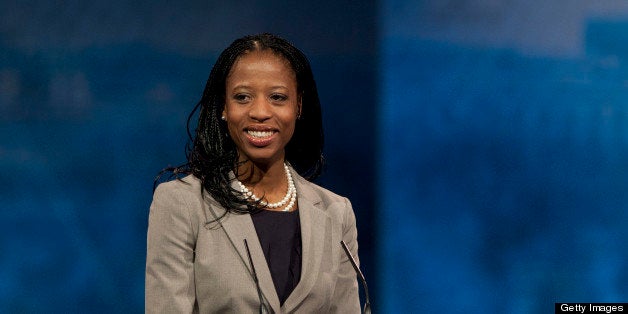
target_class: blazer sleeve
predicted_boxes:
[145,182,198,314]
[330,197,361,313]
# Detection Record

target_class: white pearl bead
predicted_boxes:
[234,163,297,211]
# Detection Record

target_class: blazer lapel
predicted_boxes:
[204,192,281,312]
[282,170,330,311]
[204,168,329,313]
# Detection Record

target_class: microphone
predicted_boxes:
[340,240,371,314]
[244,239,268,314]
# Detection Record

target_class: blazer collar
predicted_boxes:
[205,166,329,313]
[281,169,330,312]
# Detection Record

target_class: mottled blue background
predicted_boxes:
[2,1,628,313]
[380,1,628,313]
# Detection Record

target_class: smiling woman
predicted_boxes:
[224,50,300,174]
[145,33,362,313]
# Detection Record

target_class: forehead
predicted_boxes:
[228,50,295,78]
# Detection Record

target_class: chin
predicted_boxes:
[241,149,284,166]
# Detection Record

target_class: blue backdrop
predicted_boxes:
[380,1,628,313]
[2,1,628,313]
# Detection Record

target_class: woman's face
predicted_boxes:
[223,50,300,166]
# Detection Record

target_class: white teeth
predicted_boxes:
[247,130,274,138]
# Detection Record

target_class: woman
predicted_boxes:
[145,33,361,313]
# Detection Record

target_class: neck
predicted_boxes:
[235,160,297,211]
[236,159,287,196]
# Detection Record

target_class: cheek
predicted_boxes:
[229,125,240,138]
[284,119,297,142]
[225,119,240,140]
[281,111,298,133]
[224,104,240,134]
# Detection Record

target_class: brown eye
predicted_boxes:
[234,93,251,103]
[270,94,288,102]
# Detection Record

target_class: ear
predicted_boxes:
[297,96,303,119]
[221,107,227,121]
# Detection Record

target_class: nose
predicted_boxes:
[249,98,272,121]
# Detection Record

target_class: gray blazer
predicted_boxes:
[145,168,361,313]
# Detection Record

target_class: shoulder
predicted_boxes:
[298,178,348,206]
[292,171,354,217]
[154,174,202,194]
[151,175,206,218]
[293,173,358,238]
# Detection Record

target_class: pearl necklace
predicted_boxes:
[235,163,297,212]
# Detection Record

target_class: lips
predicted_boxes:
[244,126,277,147]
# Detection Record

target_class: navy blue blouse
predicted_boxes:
[251,209,302,305]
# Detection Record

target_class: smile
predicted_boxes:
[244,128,278,147]
[247,130,275,139]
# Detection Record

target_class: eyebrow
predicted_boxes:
[230,84,290,90]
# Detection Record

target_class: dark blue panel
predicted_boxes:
[380,22,628,313]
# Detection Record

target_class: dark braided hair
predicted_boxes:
[157,33,324,215]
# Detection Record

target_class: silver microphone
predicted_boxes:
[340,240,371,314]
